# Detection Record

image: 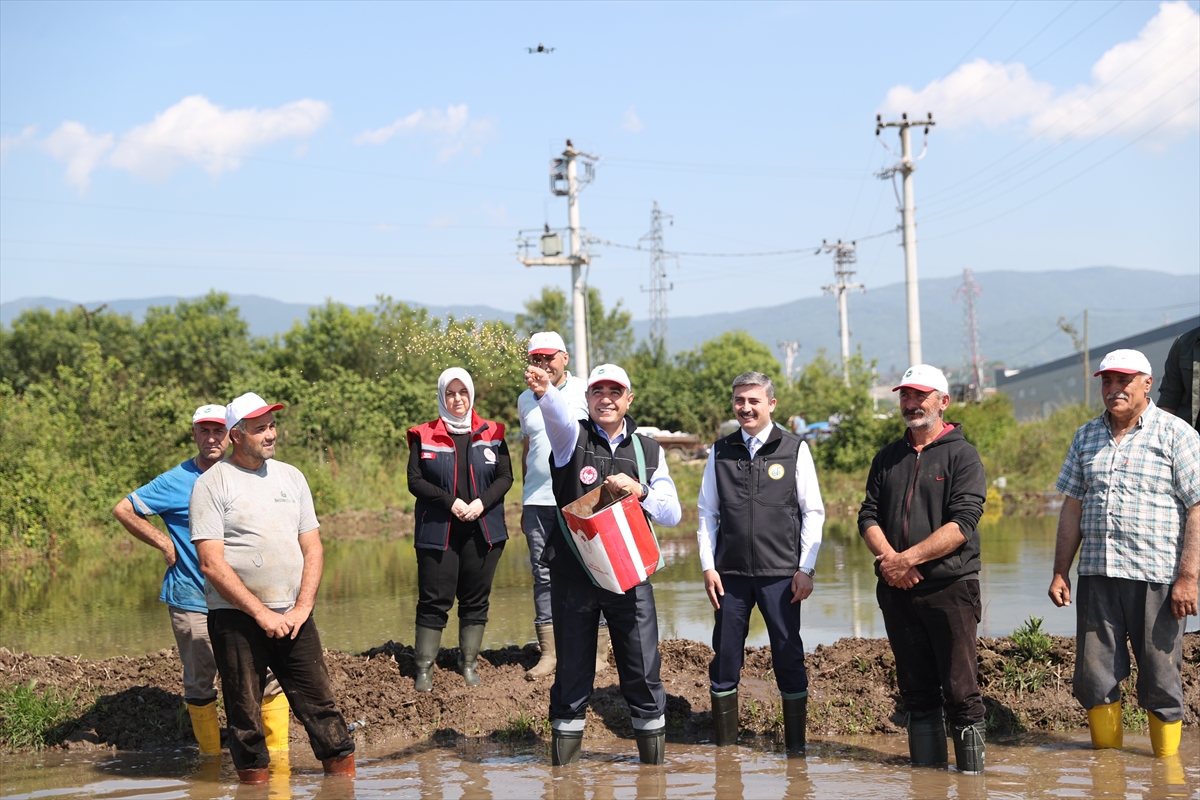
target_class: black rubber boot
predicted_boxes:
[458,624,485,688]
[635,726,666,765]
[951,721,985,774]
[711,690,739,747]
[413,626,442,693]
[782,696,808,753]
[551,729,583,766]
[907,708,948,766]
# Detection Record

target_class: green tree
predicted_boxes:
[139,292,252,398]
[515,286,569,340]
[0,306,140,392]
[270,301,381,382]
[586,287,634,366]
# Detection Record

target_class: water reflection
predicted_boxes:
[3,515,1196,658]
[0,735,1195,799]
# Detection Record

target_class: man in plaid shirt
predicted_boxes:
[1049,349,1200,759]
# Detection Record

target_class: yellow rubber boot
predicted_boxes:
[1148,713,1181,758]
[1086,701,1123,749]
[261,692,291,753]
[186,701,222,756]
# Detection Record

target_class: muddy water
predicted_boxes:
[2,734,1197,799]
[4,515,1198,659]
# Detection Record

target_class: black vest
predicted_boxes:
[543,416,662,582]
[712,425,803,577]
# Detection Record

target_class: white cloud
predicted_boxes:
[879,1,1199,143]
[0,125,38,161]
[622,106,644,133]
[108,95,330,180]
[43,122,114,192]
[354,104,495,162]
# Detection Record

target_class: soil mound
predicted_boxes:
[2,634,1197,754]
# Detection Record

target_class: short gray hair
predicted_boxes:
[732,371,775,401]
[231,418,248,437]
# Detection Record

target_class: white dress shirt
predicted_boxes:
[696,420,825,573]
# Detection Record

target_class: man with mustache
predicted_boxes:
[1049,349,1200,760]
[858,365,988,774]
[697,371,825,752]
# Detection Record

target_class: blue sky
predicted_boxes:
[1,0,1197,320]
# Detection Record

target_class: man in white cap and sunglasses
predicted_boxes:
[112,404,291,758]
[1049,349,1200,761]
[191,392,355,785]
[524,362,682,766]
[857,364,988,774]
[517,331,589,681]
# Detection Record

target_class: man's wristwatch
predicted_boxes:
[799,567,815,577]
[639,483,650,501]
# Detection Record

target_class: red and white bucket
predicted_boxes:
[561,486,662,594]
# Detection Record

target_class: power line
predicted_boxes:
[941,0,1019,78]
[1001,1,1078,62]
[590,226,897,258]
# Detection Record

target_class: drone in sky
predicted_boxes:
[527,43,555,54]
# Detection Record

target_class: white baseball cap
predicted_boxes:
[192,404,227,426]
[893,364,950,395]
[1094,349,1152,377]
[226,392,285,429]
[587,363,632,390]
[529,331,567,355]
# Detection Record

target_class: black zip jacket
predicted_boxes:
[857,423,987,587]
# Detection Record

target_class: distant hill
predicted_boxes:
[4,267,1196,374]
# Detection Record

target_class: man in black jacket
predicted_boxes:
[858,365,988,774]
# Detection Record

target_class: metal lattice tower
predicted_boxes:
[821,239,865,385]
[640,201,676,351]
[954,268,986,402]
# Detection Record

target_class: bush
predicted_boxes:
[0,681,80,750]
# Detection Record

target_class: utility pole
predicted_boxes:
[777,341,801,381]
[821,239,865,386]
[518,139,599,377]
[877,112,935,367]
[640,201,676,353]
[1083,309,1090,408]
[954,268,985,402]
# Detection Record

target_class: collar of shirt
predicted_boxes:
[741,421,773,447]
[592,417,630,450]
[1102,399,1155,435]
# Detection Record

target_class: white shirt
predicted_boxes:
[518,373,588,506]
[696,421,825,573]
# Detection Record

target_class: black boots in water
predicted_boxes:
[635,726,666,765]
[551,729,583,766]
[951,721,986,774]
[907,708,948,765]
[458,624,485,687]
[711,690,739,747]
[782,696,807,753]
[413,626,442,693]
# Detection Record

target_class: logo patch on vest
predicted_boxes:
[483,448,497,464]
[579,466,598,485]
[421,452,437,460]
[767,464,785,480]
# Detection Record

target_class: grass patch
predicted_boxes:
[0,680,79,750]
[494,708,546,741]
[1012,616,1053,664]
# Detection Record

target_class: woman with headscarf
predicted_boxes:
[406,368,512,691]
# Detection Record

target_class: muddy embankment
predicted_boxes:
[3,633,1198,756]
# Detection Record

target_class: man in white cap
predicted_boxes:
[517,331,588,681]
[191,393,355,784]
[1049,349,1200,760]
[857,365,988,774]
[523,362,682,766]
[112,404,290,757]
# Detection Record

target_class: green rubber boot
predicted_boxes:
[458,623,486,688]
[711,690,739,747]
[413,626,442,693]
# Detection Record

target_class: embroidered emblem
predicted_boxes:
[767,464,785,480]
[580,466,598,485]
[483,448,497,464]
[421,452,437,460]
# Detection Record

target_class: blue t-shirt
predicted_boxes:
[128,459,208,613]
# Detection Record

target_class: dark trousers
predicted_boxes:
[709,574,809,696]
[548,575,665,722]
[877,579,984,726]
[1074,575,1185,720]
[207,609,354,770]
[415,525,506,630]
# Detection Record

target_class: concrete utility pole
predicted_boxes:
[877,113,935,367]
[954,268,986,402]
[822,240,865,386]
[519,139,599,377]
[777,341,801,381]
[640,201,676,353]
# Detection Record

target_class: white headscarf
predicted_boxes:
[437,367,476,434]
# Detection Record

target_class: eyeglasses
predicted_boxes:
[528,352,561,366]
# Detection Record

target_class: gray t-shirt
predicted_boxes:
[189,459,319,612]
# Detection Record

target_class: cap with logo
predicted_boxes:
[892,364,950,395]
[1093,349,1152,377]
[587,364,632,390]
[192,404,227,426]
[225,392,285,429]
[528,331,568,356]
